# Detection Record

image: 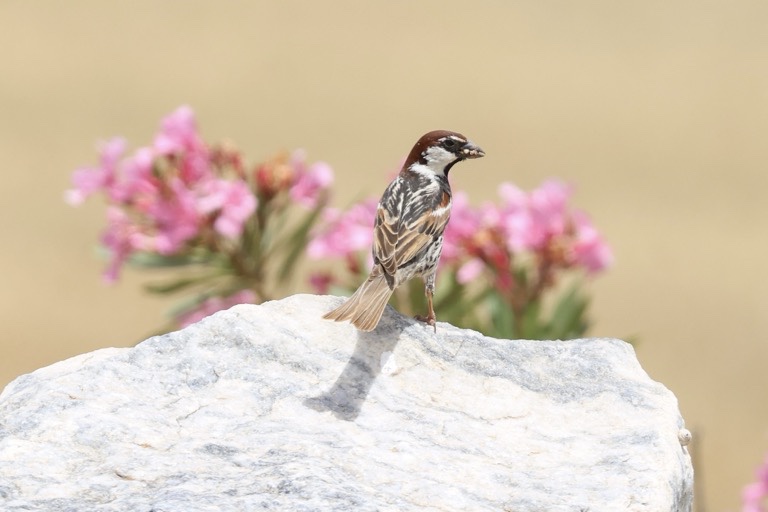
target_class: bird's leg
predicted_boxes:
[414,275,437,332]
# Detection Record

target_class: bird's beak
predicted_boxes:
[460,140,485,159]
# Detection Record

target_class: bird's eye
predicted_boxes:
[442,139,457,149]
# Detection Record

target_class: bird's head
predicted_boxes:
[403,130,485,177]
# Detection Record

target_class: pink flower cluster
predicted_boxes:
[444,180,613,285]
[68,106,336,287]
[254,149,334,208]
[307,198,378,263]
[288,150,334,209]
[743,455,768,512]
[67,106,257,282]
[306,179,612,292]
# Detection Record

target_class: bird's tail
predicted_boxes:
[323,270,394,331]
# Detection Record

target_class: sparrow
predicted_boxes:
[323,130,485,331]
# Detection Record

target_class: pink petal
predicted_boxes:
[572,211,613,274]
[199,179,257,239]
[65,138,127,205]
[309,273,334,294]
[525,179,574,248]
[742,481,768,510]
[112,147,154,203]
[290,154,334,209]
[146,178,201,253]
[153,105,198,155]
[307,199,377,260]
[457,258,484,284]
[100,207,137,283]
[498,182,526,208]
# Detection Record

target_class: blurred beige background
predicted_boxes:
[1,1,766,509]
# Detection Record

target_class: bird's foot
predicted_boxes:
[414,314,437,332]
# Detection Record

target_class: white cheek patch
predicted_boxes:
[422,146,460,175]
[424,146,456,164]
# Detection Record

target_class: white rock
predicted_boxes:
[0,294,693,511]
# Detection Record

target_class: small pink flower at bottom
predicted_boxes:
[177,289,256,327]
[742,455,768,512]
[309,272,334,294]
[743,483,767,512]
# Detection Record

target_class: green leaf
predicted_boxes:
[145,279,199,294]
[433,272,463,313]
[166,294,209,319]
[144,273,223,294]
[521,299,542,339]
[434,274,497,328]
[128,252,201,268]
[165,282,253,319]
[513,266,529,289]
[488,291,515,339]
[276,204,325,283]
[256,203,287,257]
[546,282,590,340]
[407,279,426,317]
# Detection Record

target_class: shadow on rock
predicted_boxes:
[304,327,402,421]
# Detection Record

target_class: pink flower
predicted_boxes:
[290,150,334,209]
[153,105,211,184]
[309,272,334,294]
[176,289,256,327]
[496,182,533,252]
[307,199,377,260]
[456,257,485,284]
[526,179,572,249]
[65,138,126,205]
[570,211,613,274]
[442,192,480,262]
[100,206,139,283]
[197,179,257,239]
[110,146,155,204]
[154,105,201,155]
[143,178,202,254]
[742,455,768,512]
[496,180,575,252]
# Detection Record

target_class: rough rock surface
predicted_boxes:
[0,294,693,511]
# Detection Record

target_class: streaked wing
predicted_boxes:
[395,208,450,265]
[373,179,402,278]
[373,179,451,280]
